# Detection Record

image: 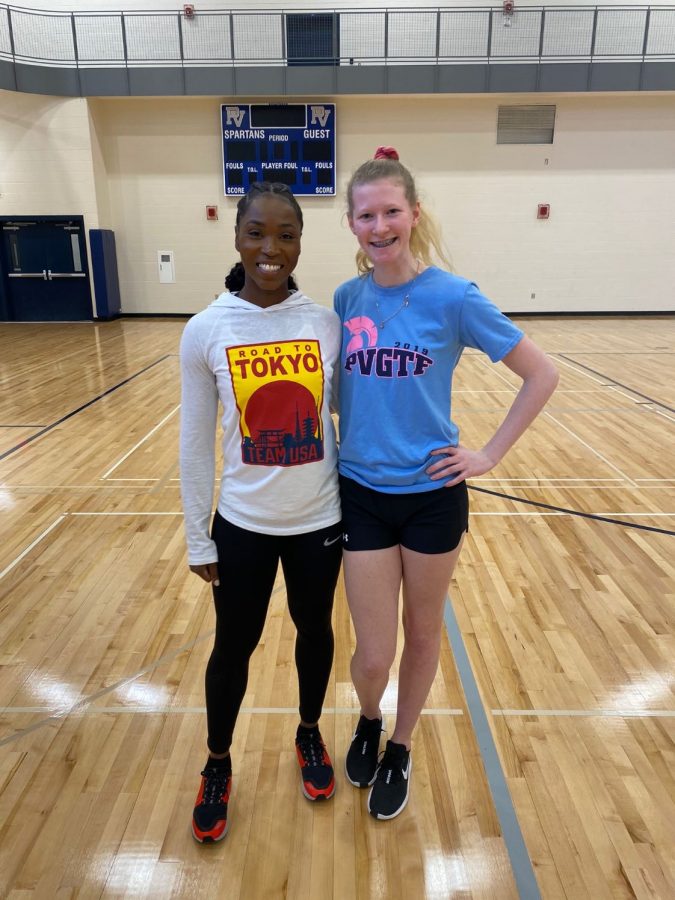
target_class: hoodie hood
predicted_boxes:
[211,289,315,312]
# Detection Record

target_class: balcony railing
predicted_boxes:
[1,5,674,69]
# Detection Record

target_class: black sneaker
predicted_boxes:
[192,761,232,842]
[295,727,336,801]
[345,714,384,787]
[368,740,411,820]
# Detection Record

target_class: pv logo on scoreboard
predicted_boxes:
[221,103,336,197]
[225,106,245,127]
[310,106,331,127]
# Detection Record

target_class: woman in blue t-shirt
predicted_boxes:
[335,147,559,821]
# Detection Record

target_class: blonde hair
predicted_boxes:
[346,156,452,276]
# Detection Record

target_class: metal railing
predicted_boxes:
[0,5,674,69]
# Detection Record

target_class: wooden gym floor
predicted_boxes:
[0,316,673,899]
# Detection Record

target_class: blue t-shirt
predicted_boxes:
[333,266,523,493]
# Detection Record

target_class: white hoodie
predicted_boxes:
[180,290,342,565]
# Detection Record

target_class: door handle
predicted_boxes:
[8,271,48,278]
[47,272,87,278]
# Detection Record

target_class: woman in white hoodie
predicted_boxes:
[180,182,342,843]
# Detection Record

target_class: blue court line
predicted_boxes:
[0,355,171,462]
[443,596,541,900]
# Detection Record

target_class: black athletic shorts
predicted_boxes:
[339,474,469,554]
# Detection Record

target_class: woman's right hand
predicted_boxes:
[189,563,220,586]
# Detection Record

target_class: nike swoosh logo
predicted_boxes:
[323,534,342,547]
[401,764,409,779]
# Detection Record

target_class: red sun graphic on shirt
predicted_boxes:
[245,380,318,441]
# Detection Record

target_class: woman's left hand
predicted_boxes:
[426,445,497,485]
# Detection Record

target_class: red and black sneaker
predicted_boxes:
[295,727,336,801]
[192,761,232,843]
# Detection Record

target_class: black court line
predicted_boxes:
[555,351,674,355]
[0,355,171,463]
[558,353,675,414]
[468,485,675,537]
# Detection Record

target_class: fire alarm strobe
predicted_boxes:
[206,205,218,220]
[184,4,195,18]
[537,204,550,219]
[503,1,514,13]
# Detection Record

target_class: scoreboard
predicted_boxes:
[221,103,336,197]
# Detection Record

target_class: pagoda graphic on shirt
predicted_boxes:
[227,339,325,466]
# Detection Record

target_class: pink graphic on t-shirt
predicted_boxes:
[344,315,378,354]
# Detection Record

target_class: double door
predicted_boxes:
[0,217,93,321]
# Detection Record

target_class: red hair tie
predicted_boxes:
[374,146,399,161]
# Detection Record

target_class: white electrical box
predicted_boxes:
[158,250,175,283]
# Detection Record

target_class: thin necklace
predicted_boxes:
[373,260,421,330]
[374,294,408,330]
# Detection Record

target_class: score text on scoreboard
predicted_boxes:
[221,103,336,197]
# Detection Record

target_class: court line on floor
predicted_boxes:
[66,510,675,517]
[543,412,638,486]
[636,478,675,483]
[68,510,675,529]
[23,475,664,491]
[1,558,668,900]
[0,515,67,581]
[71,477,675,491]
[0,634,205,747]
[0,706,465,716]
[101,404,180,479]
[468,486,675,536]
[0,355,172,462]
[0,483,166,489]
[4,503,672,586]
[554,356,648,407]
[69,511,182,516]
[542,351,674,355]
[476,356,632,408]
[455,406,648,414]
[493,709,675,718]
[171,475,654,486]
[5,705,675,718]
[0,512,184,581]
[0,584,285,747]
[472,478,625,483]
[466,349,674,357]
[443,594,541,900]
[0,329,121,382]
[453,389,625,393]
[551,349,675,437]
[479,357,638,486]
[471,512,674,517]
[478,486,673,491]
[651,407,675,425]
[99,478,162,483]
[558,354,675,414]
[150,464,179,495]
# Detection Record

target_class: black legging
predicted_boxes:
[205,512,343,755]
